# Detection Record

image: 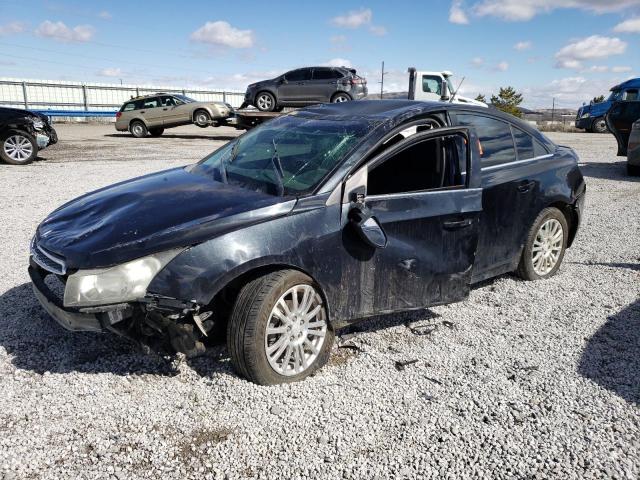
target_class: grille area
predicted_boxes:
[31,237,67,275]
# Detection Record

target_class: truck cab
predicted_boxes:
[408,68,487,107]
[605,78,640,157]
[576,78,640,133]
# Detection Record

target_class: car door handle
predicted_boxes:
[162,108,168,111]
[443,218,473,230]
[140,110,146,114]
[517,181,535,193]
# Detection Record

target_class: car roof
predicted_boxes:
[612,77,640,91]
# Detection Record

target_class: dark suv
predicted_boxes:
[243,66,368,111]
[0,107,58,165]
[29,101,584,385]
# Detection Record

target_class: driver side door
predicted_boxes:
[336,127,482,318]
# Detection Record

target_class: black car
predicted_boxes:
[0,107,58,165]
[604,80,640,174]
[242,66,368,112]
[29,101,585,385]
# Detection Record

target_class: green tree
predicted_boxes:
[490,86,524,118]
[475,94,487,103]
[592,95,605,103]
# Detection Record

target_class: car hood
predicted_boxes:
[36,167,295,269]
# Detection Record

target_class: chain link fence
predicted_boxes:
[0,77,246,120]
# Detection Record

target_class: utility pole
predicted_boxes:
[551,97,556,124]
[379,61,387,99]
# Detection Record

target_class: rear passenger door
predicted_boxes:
[452,112,543,280]
[139,96,163,127]
[309,68,341,103]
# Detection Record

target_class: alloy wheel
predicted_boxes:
[264,284,327,376]
[256,94,273,110]
[4,135,33,162]
[132,124,145,137]
[531,218,564,276]
[333,95,349,103]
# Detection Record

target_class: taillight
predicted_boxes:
[116,112,122,119]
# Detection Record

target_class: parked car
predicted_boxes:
[0,107,57,165]
[115,93,234,138]
[605,79,640,175]
[242,66,368,112]
[576,78,640,133]
[29,101,585,385]
[624,119,640,176]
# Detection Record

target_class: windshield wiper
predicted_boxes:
[270,139,285,196]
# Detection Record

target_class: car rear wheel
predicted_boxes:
[194,110,211,128]
[149,127,164,137]
[592,117,608,133]
[628,163,640,176]
[130,121,148,138]
[517,207,568,281]
[331,93,352,103]
[227,269,333,385]
[0,132,37,165]
[255,92,276,112]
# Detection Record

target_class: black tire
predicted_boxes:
[627,163,640,176]
[0,131,37,165]
[516,207,569,281]
[130,120,148,138]
[591,117,608,134]
[331,92,352,103]
[194,109,211,127]
[227,269,334,385]
[149,127,164,137]
[254,91,276,112]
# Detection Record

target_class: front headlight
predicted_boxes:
[580,113,591,119]
[63,248,183,308]
[30,117,45,130]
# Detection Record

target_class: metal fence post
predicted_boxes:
[222,91,227,103]
[22,81,28,109]
[82,84,88,111]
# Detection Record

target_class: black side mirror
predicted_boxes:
[440,80,450,101]
[280,77,288,84]
[349,202,387,248]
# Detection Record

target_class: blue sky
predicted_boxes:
[0,0,639,108]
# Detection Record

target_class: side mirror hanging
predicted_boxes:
[348,201,387,249]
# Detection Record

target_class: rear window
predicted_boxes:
[121,102,136,112]
[285,69,312,82]
[313,68,341,80]
[456,114,516,167]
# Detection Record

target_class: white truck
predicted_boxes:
[408,68,487,107]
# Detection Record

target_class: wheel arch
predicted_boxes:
[253,89,277,105]
[192,107,213,122]
[546,200,578,247]
[128,117,147,129]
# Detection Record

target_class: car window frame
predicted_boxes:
[285,68,312,82]
[142,96,161,109]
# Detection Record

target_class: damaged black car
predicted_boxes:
[1,107,58,165]
[29,101,585,385]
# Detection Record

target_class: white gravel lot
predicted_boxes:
[0,124,638,480]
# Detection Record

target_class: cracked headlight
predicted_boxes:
[63,248,183,308]
[580,113,591,119]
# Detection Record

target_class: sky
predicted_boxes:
[0,0,639,108]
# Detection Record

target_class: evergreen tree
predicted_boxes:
[490,86,524,118]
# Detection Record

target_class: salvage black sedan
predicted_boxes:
[29,101,585,384]
[1,107,57,165]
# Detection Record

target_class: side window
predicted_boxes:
[456,114,516,167]
[313,68,336,80]
[622,89,639,101]
[121,102,135,112]
[367,135,466,196]
[285,69,312,81]
[511,127,534,160]
[533,139,549,157]
[160,96,177,107]
[142,97,160,109]
[422,75,442,95]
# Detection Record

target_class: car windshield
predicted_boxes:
[174,94,196,103]
[191,115,370,196]
[607,90,621,102]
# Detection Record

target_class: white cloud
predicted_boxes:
[494,61,509,71]
[555,35,626,70]
[331,8,372,28]
[324,58,353,68]
[613,17,640,33]
[514,41,532,51]
[612,66,632,73]
[474,0,640,22]
[97,67,122,77]
[588,65,609,72]
[471,56,484,67]
[0,21,26,36]
[449,1,470,24]
[369,25,387,36]
[190,21,254,48]
[98,11,112,20]
[35,21,94,42]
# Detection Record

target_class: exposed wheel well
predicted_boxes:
[548,201,578,247]
[193,108,210,119]
[205,264,330,341]
[129,118,146,128]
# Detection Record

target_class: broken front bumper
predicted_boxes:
[28,264,129,333]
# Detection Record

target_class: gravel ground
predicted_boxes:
[0,124,638,480]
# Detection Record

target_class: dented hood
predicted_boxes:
[36,167,295,269]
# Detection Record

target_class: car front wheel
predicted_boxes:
[227,270,334,385]
[255,92,276,112]
[194,110,211,127]
[0,132,37,165]
[591,117,608,133]
[517,207,568,280]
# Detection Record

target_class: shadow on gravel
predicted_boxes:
[578,298,640,404]
[570,261,640,271]
[105,133,238,141]
[579,161,640,182]
[0,283,233,378]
